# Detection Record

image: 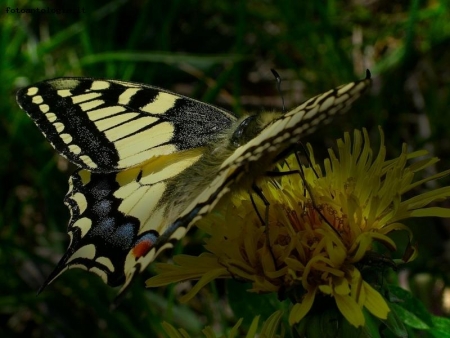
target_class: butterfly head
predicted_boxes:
[231,112,284,148]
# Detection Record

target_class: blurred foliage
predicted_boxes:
[2,0,450,336]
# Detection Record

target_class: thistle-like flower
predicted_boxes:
[147,128,450,330]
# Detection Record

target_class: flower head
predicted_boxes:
[147,128,450,328]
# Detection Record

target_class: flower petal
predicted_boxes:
[260,311,283,337]
[362,281,390,320]
[335,294,365,327]
[289,288,317,325]
[180,267,229,302]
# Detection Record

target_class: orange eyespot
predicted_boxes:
[132,238,154,258]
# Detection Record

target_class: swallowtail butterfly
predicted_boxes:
[16,70,371,297]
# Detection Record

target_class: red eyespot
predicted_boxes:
[132,238,153,258]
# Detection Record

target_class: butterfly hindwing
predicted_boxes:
[45,169,141,288]
[17,78,236,172]
[42,148,205,290]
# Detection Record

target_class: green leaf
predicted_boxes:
[294,306,348,338]
[293,302,363,338]
[387,285,433,327]
[80,51,247,70]
[379,304,408,338]
[338,314,363,338]
[429,316,450,338]
[361,309,382,338]
[227,280,287,329]
[389,303,429,330]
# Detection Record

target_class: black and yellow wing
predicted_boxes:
[17,78,235,172]
[16,71,371,297]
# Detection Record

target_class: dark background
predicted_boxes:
[2,0,450,336]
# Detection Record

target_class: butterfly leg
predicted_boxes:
[267,148,341,237]
[250,183,279,266]
[250,183,270,228]
[249,186,265,226]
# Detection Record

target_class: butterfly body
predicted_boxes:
[16,71,371,295]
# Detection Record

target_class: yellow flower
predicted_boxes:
[162,310,284,338]
[147,128,450,328]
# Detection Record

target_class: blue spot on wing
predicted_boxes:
[50,170,145,287]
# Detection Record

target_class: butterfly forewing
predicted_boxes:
[17,71,371,298]
[17,78,235,172]
[161,71,373,238]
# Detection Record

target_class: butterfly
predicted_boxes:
[16,70,371,297]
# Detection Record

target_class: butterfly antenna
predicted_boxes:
[271,69,285,113]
